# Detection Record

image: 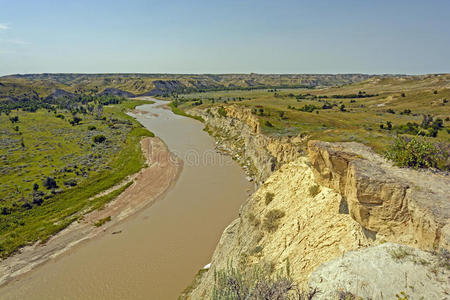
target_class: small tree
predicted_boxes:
[9,116,19,123]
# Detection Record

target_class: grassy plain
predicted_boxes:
[0,99,153,257]
[174,75,450,153]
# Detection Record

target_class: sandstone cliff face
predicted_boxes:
[308,140,450,251]
[190,158,372,299]
[187,105,449,299]
[190,105,304,184]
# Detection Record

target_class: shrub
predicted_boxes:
[63,178,78,187]
[263,209,285,232]
[395,116,444,137]
[94,216,111,227]
[69,116,82,125]
[265,192,275,205]
[93,134,106,143]
[42,176,58,190]
[213,262,315,300]
[384,137,445,169]
[88,125,97,131]
[299,104,317,112]
[322,102,333,109]
[386,121,392,130]
[218,107,227,117]
[9,116,19,123]
[399,109,411,115]
[248,213,261,227]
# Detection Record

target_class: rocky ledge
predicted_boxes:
[308,140,450,251]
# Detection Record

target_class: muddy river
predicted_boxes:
[1,98,252,299]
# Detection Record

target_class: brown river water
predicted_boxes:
[0,99,252,300]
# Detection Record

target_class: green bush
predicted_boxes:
[43,176,58,190]
[88,125,97,131]
[384,137,446,169]
[299,104,318,112]
[218,106,227,117]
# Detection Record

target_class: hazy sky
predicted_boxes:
[1,0,449,75]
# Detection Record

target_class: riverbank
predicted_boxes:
[0,136,182,287]
[0,99,253,300]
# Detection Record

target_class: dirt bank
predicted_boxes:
[0,137,182,287]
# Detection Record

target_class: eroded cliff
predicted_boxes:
[308,140,450,251]
[186,105,449,299]
[191,105,305,184]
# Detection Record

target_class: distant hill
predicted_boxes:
[1,73,385,98]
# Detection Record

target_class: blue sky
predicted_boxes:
[0,0,449,75]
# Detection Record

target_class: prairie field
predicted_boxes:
[173,74,450,153]
[0,99,153,257]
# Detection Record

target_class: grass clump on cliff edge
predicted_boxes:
[263,209,286,232]
[384,136,448,170]
[213,261,315,300]
[217,106,227,117]
[169,102,204,122]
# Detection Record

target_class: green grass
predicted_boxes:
[0,99,155,257]
[173,75,450,155]
[94,216,111,227]
[169,102,204,122]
